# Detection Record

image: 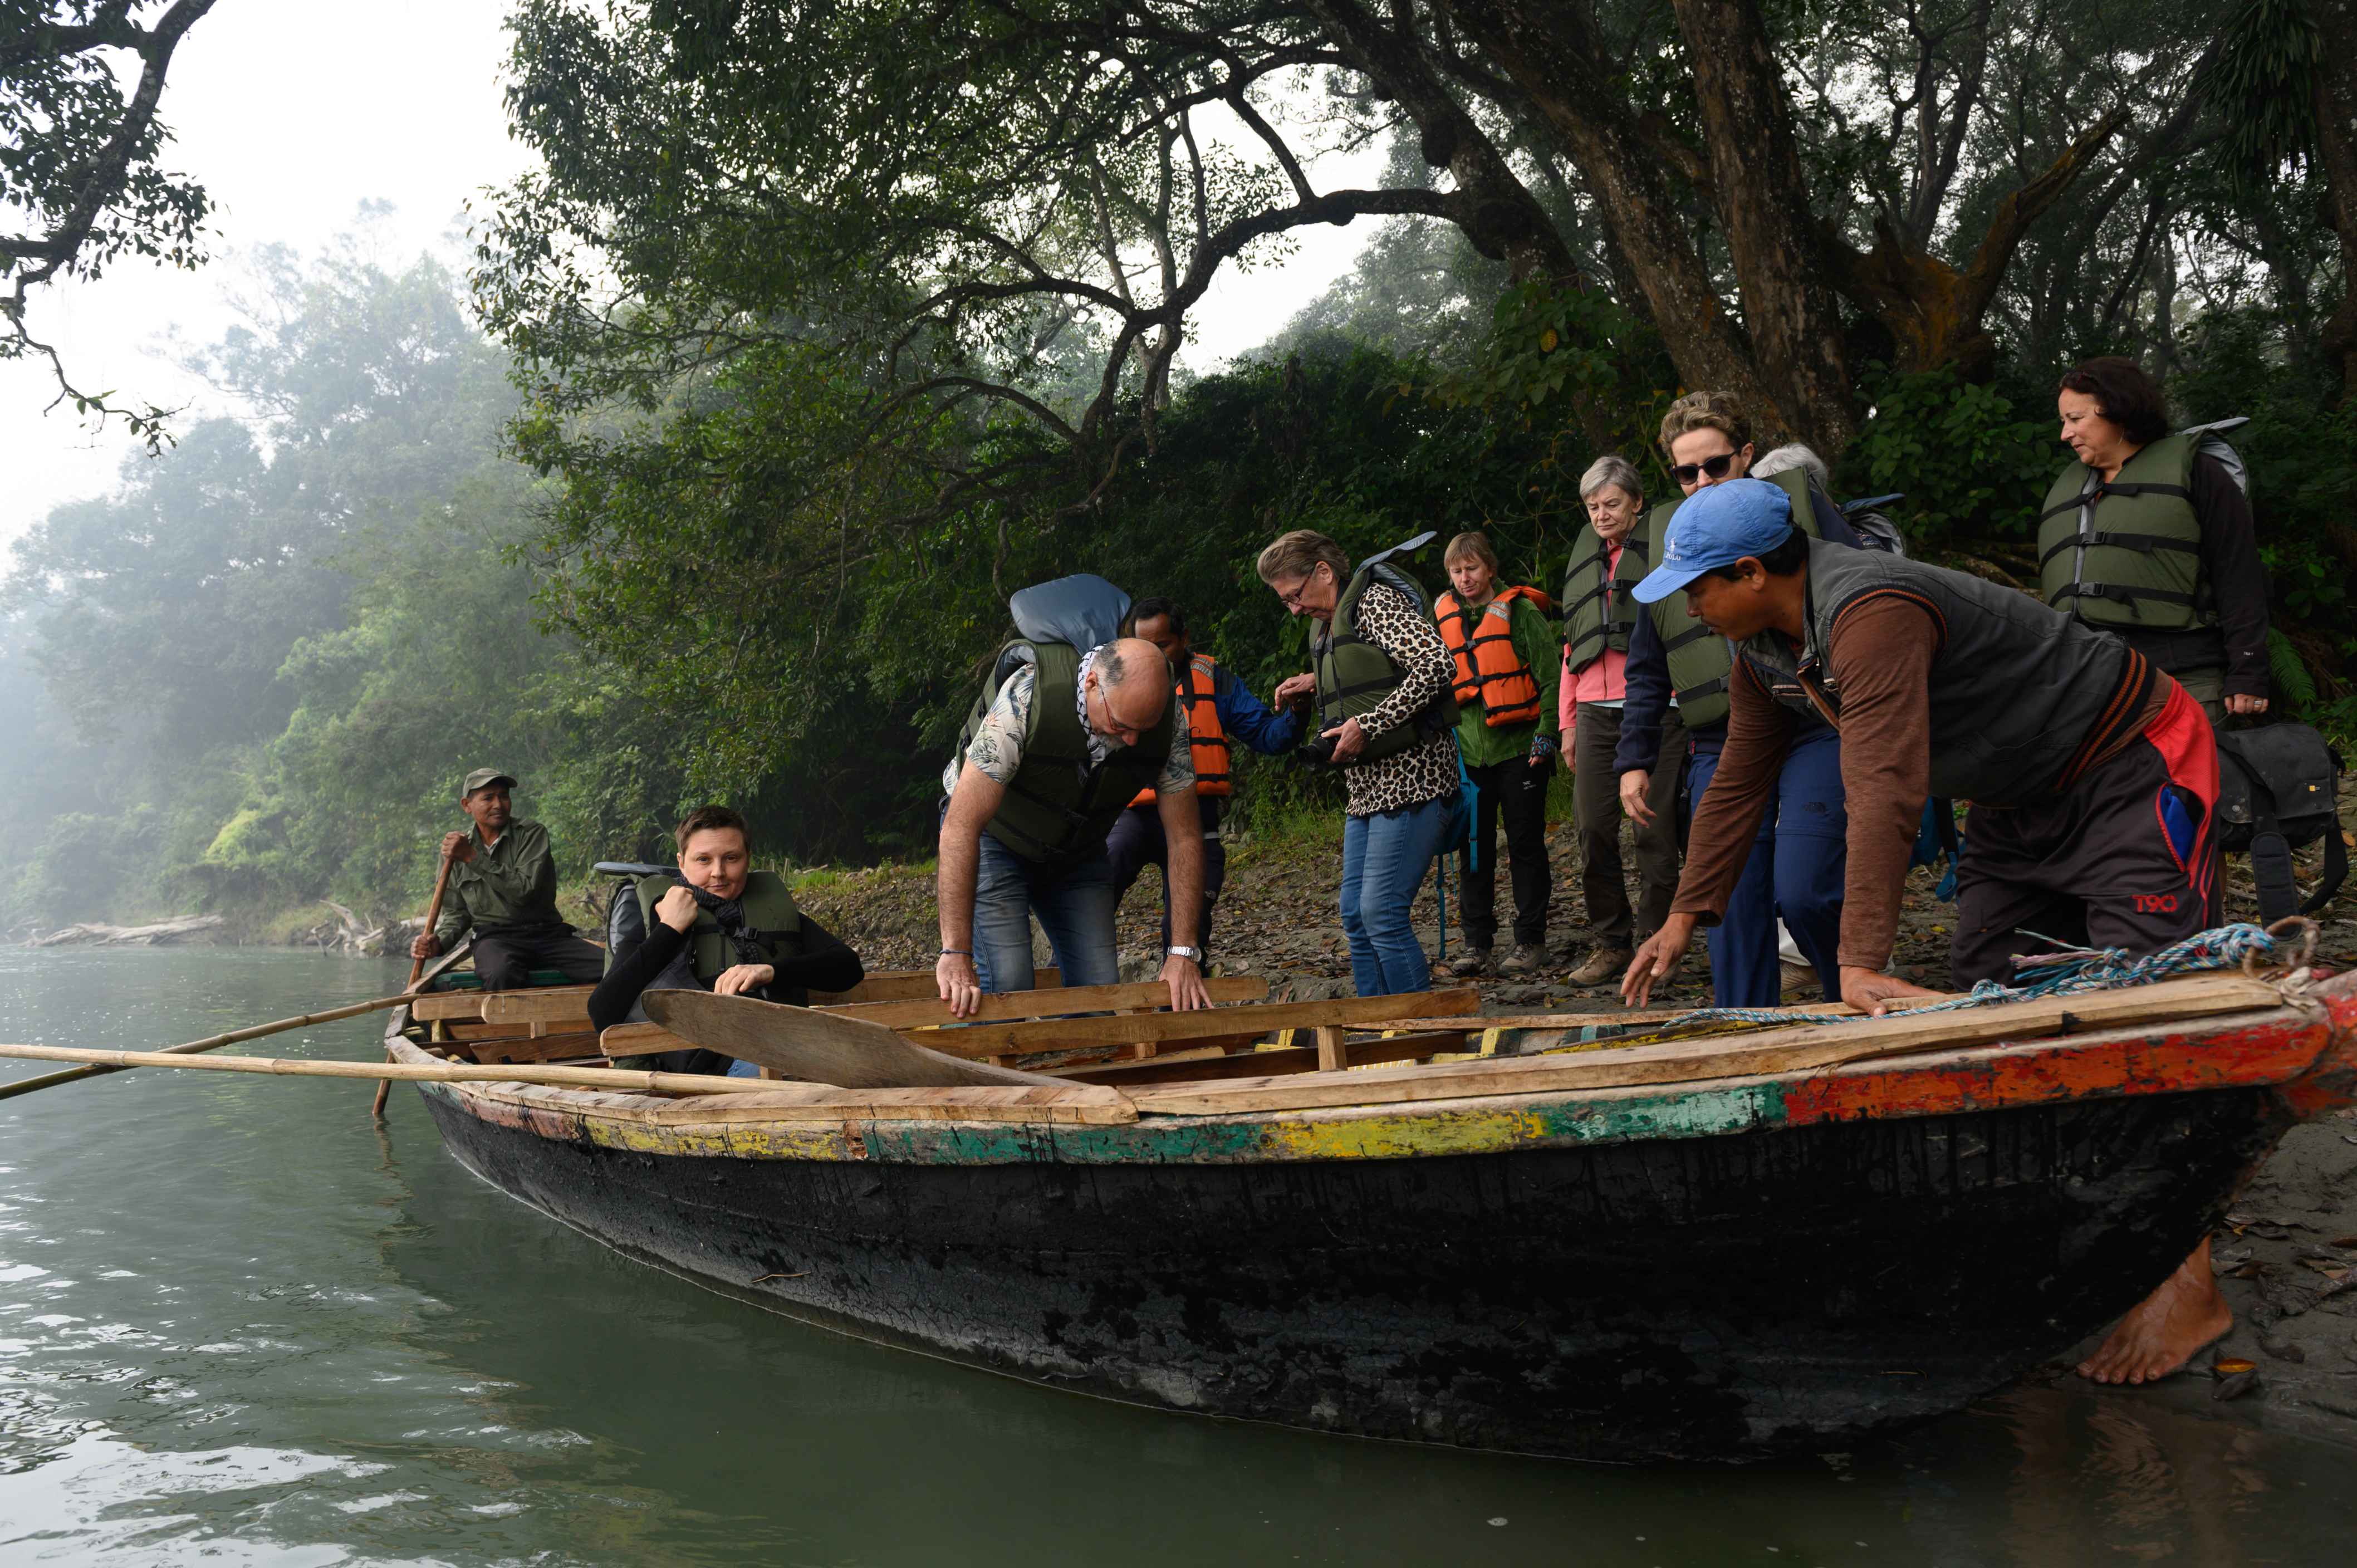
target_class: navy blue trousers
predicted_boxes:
[1687,724,1846,1007]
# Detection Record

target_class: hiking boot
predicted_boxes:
[1566,947,1633,987]
[1498,944,1545,977]
[1447,948,1493,978]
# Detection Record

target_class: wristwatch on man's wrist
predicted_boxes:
[1166,945,1202,963]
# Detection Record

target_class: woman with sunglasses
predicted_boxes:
[1555,455,1687,986]
[1611,391,1867,1006]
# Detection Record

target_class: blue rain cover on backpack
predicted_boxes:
[1009,575,1131,655]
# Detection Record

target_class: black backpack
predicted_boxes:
[2212,726,2346,920]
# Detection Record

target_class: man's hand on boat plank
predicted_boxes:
[1839,966,1940,1016]
[1161,953,1209,1011]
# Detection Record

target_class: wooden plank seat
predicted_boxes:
[439,1031,606,1066]
[810,968,1061,1005]
[1047,1029,1472,1086]
[422,967,585,994]
[821,976,1267,1028]
[414,984,595,1023]
[890,988,1482,1061]
[597,1021,689,1062]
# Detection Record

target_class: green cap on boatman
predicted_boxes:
[406,768,604,991]
[459,767,517,799]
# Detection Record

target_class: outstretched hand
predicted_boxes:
[1162,953,1210,1011]
[937,951,983,1018]
[1618,768,1654,827]
[1838,966,1940,1016]
[1620,914,1698,1008]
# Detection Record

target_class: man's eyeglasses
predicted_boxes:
[1670,453,1738,486]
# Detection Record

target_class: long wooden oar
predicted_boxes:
[374,845,458,1119]
[643,989,1063,1088]
[0,1040,781,1094]
[0,991,425,1104]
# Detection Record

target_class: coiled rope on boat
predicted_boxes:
[1649,917,2322,1032]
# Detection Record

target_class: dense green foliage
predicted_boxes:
[1,1,219,439]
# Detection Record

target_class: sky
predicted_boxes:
[0,4,1382,551]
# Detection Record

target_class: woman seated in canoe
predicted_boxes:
[590,806,865,1074]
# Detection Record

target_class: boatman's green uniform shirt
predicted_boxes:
[433,820,565,944]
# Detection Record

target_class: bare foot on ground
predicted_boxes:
[2076,1238,2232,1385]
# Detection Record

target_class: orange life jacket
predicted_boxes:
[1435,586,1550,727]
[1129,652,1232,806]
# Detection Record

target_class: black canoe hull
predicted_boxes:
[418,1082,2291,1462]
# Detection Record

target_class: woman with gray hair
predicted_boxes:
[1262,528,1459,996]
[1556,455,1686,986]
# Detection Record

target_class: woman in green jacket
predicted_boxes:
[1434,531,1561,975]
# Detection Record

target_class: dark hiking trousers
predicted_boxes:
[472,924,607,991]
[1105,802,1226,954]
[1574,702,1685,945]
[1951,680,2220,984]
[1457,755,1552,949]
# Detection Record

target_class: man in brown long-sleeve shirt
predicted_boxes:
[1618,477,2231,1389]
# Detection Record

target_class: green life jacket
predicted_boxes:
[957,640,1173,863]
[2037,432,2213,632]
[1641,467,1821,731]
[630,869,802,984]
[1311,559,1458,766]
[1561,519,1650,674]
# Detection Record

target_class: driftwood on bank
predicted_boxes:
[26,915,224,948]
[295,903,421,957]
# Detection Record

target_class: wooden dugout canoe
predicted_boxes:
[383,964,2357,1463]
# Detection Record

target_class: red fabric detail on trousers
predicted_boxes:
[2139,677,2220,905]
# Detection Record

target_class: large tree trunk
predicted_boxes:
[2310,0,2357,400]
[1669,0,1856,455]
[1831,112,2129,381]
[1438,0,1787,437]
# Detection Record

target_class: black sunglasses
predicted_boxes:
[1670,453,1738,486]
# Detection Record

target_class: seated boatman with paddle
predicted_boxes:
[1619,477,2232,1388]
[589,806,864,1074]
[409,769,605,990]
[937,598,1213,1021]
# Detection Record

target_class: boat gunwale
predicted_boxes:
[385,968,2357,1165]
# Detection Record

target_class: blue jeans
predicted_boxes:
[968,827,1121,993]
[1339,797,1451,997]
[1687,726,1846,1007]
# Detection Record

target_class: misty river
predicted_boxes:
[0,947,2348,1565]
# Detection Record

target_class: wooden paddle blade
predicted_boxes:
[640,989,1060,1088]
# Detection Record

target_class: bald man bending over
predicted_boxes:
[937,635,1212,1018]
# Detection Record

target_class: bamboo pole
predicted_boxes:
[0,1040,778,1095]
[375,845,459,1119]
[0,991,425,1104]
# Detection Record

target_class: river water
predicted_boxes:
[0,948,2348,1566]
